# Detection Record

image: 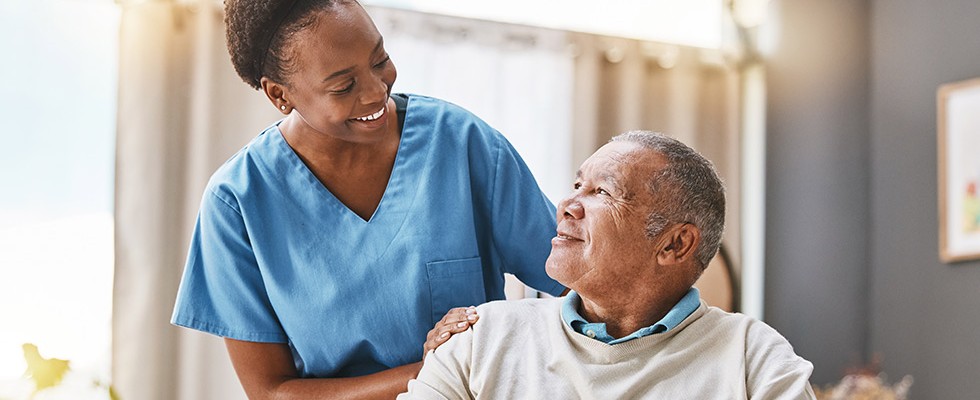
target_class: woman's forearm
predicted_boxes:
[267,362,423,400]
[226,308,479,399]
[225,339,422,400]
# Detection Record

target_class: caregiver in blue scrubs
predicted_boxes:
[170,0,564,398]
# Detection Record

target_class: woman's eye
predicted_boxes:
[332,80,355,94]
[596,187,610,196]
[374,55,391,68]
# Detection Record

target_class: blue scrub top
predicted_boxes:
[171,94,564,378]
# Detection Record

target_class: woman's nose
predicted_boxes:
[361,74,389,104]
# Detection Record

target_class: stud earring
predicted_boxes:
[280,105,287,111]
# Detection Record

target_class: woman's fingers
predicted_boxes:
[451,306,479,331]
[422,306,480,359]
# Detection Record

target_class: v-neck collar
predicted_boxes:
[267,96,420,226]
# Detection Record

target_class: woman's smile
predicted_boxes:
[353,105,386,122]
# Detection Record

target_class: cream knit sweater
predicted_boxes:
[399,297,815,400]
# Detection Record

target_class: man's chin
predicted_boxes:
[544,258,571,287]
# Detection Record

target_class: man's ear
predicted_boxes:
[261,77,292,115]
[656,223,701,266]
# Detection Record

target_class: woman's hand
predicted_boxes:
[423,306,479,360]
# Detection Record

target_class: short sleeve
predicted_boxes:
[489,135,565,297]
[171,188,288,343]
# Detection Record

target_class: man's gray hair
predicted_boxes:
[612,131,726,268]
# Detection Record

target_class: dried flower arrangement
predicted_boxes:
[814,374,913,400]
[813,358,913,400]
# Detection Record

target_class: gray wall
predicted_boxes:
[765,0,871,385]
[869,0,980,398]
[766,0,980,396]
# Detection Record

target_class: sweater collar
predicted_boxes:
[560,288,701,344]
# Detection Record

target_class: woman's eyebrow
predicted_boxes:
[322,67,354,83]
[321,37,385,82]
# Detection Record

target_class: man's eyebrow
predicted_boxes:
[322,37,385,82]
[574,170,623,188]
[598,173,620,185]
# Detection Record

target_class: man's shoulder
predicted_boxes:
[696,306,784,339]
[701,307,788,338]
[697,306,809,364]
[474,298,562,326]
[463,298,565,365]
[697,309,815,396]
[477,297,561,313]
[694,304,757,325]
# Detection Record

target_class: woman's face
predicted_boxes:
[275,2,398,145]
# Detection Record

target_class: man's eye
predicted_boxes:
[374,55,391,68]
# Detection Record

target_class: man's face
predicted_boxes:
[545,141,666,299]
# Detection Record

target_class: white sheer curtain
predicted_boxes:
[114,1,273,399]
[369,7,575,204]
[113,3,740,399]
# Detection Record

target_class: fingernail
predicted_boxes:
[467,314,477,321]
[456,321,467,328]
[440,332,449,338]
[465,307,476,314]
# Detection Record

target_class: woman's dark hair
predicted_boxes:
[224,0,350,89]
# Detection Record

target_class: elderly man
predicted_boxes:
[399,131,815,399]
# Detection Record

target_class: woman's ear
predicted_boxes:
[656,223,701,266]
[261,77,292,114]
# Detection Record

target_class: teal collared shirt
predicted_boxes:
[560,288,701,344]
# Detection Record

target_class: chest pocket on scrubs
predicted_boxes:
[426,257,487,325]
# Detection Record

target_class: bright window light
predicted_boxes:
[361,0,723,49]
[0,0,118,398]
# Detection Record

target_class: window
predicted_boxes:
[0,0,119,398]
[361,0,723,48]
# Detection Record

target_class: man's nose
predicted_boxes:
[558,196,584,220]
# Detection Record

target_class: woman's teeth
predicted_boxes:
[354,107,385,121]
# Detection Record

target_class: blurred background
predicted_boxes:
[1,0,978,398]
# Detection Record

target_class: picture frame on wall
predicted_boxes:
[938,77,980,263]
